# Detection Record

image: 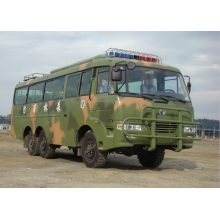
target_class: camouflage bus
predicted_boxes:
[11,48,204,168]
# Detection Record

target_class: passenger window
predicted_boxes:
[27,83,44,103]
[14,87,28,105]
[80,70,92,96]
[44,77,65,101]
[44,81,54,100]
[66,74,80,98]
[53,77,65,99]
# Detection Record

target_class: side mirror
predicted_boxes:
[111,67,122,81]
[187,82,191,93]
[184,75,191,94]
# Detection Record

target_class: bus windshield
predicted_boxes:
[116,66,190,102]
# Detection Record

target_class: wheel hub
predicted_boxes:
[29,136,34,151]
[41,136,47,152]
[86,141,95,160]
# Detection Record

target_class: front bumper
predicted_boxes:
[120,106,204,152]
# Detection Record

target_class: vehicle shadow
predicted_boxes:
[51,150,198,171]
[53,149,83,163]
[103,155,198,171]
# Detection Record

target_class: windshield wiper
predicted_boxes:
[118,92,154,100]
[160,95,186,103]
[118,92,171,103]
[142,94,169,102]
[140,94,154,100]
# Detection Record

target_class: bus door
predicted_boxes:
[61,72,81,147]
[91,68,115,128]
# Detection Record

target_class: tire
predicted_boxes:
[23,133,29,148]
[27,130,40,156]
[81,130,107,168]
[38,130,55,159]
[137,148,165,168]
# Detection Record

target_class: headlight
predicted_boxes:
[117,124,142,131]
[184,127,195,133]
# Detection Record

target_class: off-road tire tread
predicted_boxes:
[138,148,165,168]
[33,137,40,156]
[24,130,38,156]
[82,130,107,168]
[23,134,29,148]
[94,151,108,168]
[39,130,55,159]
[28,130,40,156]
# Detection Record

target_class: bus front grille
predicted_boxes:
[149,122,178,133]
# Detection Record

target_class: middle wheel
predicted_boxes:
[81,130,107,168]
[28,130,40,156]
[38,130,55,159]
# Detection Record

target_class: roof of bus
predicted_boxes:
[15,54,181,89]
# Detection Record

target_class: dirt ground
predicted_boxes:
[0,131,219,188]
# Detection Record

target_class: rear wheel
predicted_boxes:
[28,130,40,156]
[138,148,165,168]
[81,130,107,168]
[38,130,55,159]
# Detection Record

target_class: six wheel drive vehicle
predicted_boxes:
[11,48,204,168]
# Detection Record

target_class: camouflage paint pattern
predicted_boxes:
[11,54,202,151]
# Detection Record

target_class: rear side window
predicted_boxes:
[44,77,65,101]
[14,87,28,105]
[80,70,92,96]
[66,74,80,98]
[27,82,44,103]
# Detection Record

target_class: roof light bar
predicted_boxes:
[105,48,162,63]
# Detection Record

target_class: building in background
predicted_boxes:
[196,128,219,139]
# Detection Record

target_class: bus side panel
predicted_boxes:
[11,104,25,140]
[56,98,78,147]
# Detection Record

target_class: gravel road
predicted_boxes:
[0,131,219,188]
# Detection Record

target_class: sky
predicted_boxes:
[0,31,219,119]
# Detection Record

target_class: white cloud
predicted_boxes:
[0,31,219,119]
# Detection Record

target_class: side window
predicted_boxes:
[27,82,44,103]
[97,68,114,94]
[44,81,54,101]
[80,70,92,96]
[14,87,28,105]
[53,77,65,99]
[66,74,80,98]
[97,69,108,94]
[44,77,65,101]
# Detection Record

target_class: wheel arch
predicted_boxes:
[35,126,44,138]
[23,126,31,140]
[77,125,93,147]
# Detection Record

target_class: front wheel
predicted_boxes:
[81,130,107,168]
[137,148,165,168]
